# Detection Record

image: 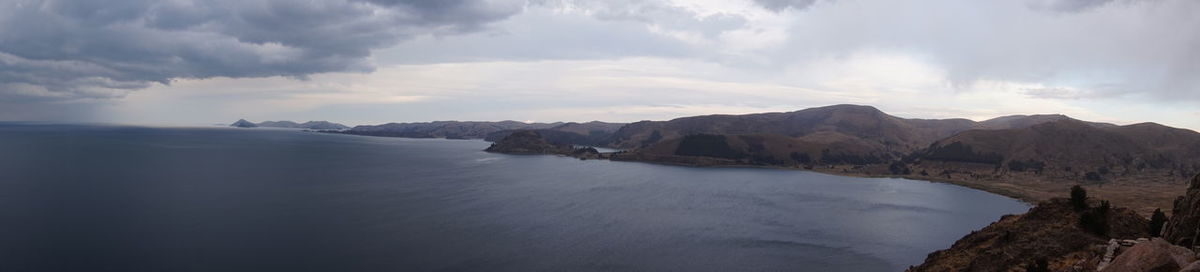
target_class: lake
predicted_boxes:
[0,123,1028,271]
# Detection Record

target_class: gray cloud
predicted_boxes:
[752,0,819,11]
[0,0,523,100]
[756,0,1200,103]
[1028,0,1117,12]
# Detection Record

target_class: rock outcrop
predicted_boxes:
[908,198,1149,272]
[1100,238,1195,272]
[1163,174,1200,247]
[1181,260,1200,272]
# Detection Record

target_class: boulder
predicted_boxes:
[1164,174,1200,247]
[1102,238,1195,272]
[1182,261,1200,272]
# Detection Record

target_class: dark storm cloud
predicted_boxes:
[0,0,523,100]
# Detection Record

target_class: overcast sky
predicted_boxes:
[2,0,1198,130]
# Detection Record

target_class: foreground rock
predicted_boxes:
[1101,238,1194,272]
[1163,174,1200,247]
[908,198,1149,272]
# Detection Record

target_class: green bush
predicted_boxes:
[1149,208,1168,237]
[1080,200,1111,236]
[1026,258,1049,272]
[1070,185,1088,211]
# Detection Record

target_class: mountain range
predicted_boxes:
[335,104,1199,213]
[229,120,349,130]
[335,105,1200,183]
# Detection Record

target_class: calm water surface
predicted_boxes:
[0,124,1028,271]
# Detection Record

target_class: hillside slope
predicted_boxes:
[483,121,626,146]
[914,119,1200,181]
[607,105,977,155]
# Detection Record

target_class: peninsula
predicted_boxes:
[353,104,1199,216]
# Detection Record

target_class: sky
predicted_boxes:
[1,0,1198,130]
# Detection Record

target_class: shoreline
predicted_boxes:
[529,151,1179,216]
[604,156,1042,205]
[332,132,1178,217]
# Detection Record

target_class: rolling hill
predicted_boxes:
[340,121,563,139]
[606,104,977,155]
[483,121,626,146]
[914,119,1200,181]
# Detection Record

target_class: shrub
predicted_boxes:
[1149,208,1168,237]
[641,130,663,146]
[789,152,812,164]
[1026,258,1049,272]
[1070,185,1088,211]
[674,134,745,159]
[889,161,912,175]
[1009,160,1028,172]
[923,142,1004,164]
[819,149,882,165]
[1080,200,1111,236]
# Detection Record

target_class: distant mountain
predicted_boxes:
[295,121,349,130]
[483,121,627,146]
[914,119,1200,180]
[230,119,257,128]
[256,120,301,128]
[974,114,1114,130]
[256,120,348,130]
[235,120,350,130]
[335,104,1200,186]
[608,105,978,160]
[341,121,562,139]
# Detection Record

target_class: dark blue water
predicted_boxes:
[0,124,1028,271]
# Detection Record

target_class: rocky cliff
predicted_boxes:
[1163,174,1200,247]
[909,198,1149,272]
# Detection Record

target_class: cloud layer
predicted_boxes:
[2,0,1198,131]
[0,0,522,101]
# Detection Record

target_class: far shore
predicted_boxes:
[327,132,1184,217]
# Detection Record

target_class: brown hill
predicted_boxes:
[607,104,977,157]
[915,119,1200,181]
[483,121,626,146]
[610,133,888,167]
[973,114,1114,130]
